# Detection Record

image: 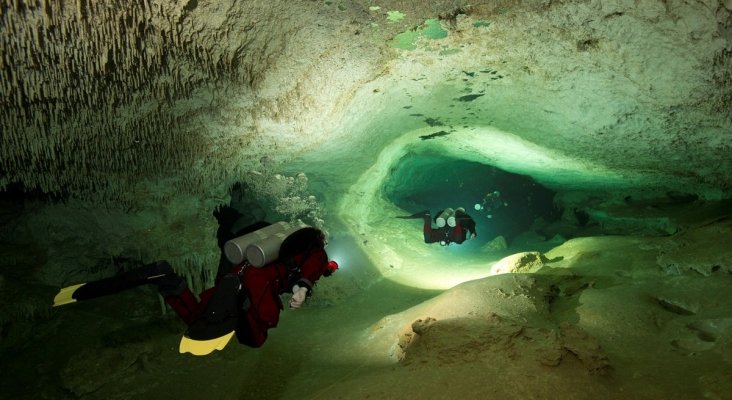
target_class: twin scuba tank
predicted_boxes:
[435,208,461,228]
[223,221,309,267]
[435,208,466,246]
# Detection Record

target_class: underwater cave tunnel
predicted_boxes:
[0,1,731,398]
[383,149,561,247]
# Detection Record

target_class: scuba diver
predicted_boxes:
[475,190,508,219]
[398,207,477,246]
[52,207,339,356]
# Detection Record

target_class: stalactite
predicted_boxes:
[75,0,83,22]
[40,0,51,27]
[0,0,243,224]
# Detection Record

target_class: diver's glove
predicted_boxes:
[290,285,309,309]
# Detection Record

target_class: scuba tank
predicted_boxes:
[224,221,290,265]
[246,221,309,267]
[435,208,454,228]
[223,221,309,266]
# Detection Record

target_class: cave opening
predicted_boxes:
[383,149,562,246]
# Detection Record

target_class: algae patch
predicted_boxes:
[389,19,448,50]
[387,10,405,22]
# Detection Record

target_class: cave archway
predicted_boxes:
[337,126,579,289]
[383,149,561,245]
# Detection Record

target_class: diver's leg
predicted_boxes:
[164,288,201,325]
[423,213,441,243]
[144,262,209,325]
[396,210,430,219]
[70,261,178,302]
[53,261,206,327]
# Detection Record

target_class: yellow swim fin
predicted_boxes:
[52,283,86,307]
[179,331,235,356]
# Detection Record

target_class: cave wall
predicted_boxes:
[1,0,732,289]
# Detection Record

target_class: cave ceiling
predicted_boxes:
[1,0,731,209]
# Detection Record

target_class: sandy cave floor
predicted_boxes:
[2,210,732,400]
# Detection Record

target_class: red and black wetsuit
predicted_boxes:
[422,209,476,245]
[165,235,331,347]
[67,224,332,348]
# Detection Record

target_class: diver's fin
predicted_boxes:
[55,262,178,306]
[179,274,240,356]
[395,210,430,219]
[179,331,235,356]
[53,283,87,307]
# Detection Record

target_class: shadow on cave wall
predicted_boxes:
[383,150,562,245]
